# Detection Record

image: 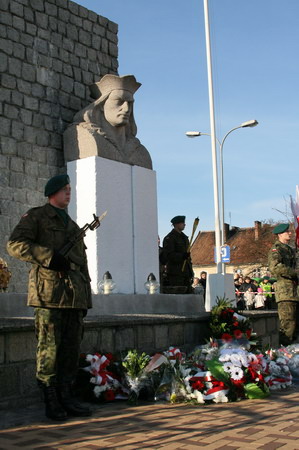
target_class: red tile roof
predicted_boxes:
[191,222,277,266]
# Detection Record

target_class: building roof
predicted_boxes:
[191,221,277,266]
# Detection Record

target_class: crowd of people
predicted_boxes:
[234,274,276,311]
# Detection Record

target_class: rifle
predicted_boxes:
[59,211,107,257]
[182,217,200,272]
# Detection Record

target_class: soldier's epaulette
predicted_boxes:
[21,206,42,218]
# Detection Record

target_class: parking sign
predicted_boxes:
[221,245,230,263]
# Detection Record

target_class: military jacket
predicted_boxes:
[268,240,298,302]
[162,229,193,277]
[7,203,92,309]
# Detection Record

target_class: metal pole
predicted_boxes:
[203,0,222,274]
[219,126,243,247]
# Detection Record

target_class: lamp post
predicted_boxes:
[218,120,258,246]
[186,119,258,250]
[203,0,222,274]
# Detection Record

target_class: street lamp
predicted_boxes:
[218,120,258,246]
[186,119,258,249]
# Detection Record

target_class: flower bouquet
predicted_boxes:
[263,348,292,390]
[209,297,256,347]
[186,342,270,403]
[281,344,299,381]
[79,352,127,402]
[122,349,151,405]
[153,347,192,403]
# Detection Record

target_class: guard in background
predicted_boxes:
[7,174,92,421]
[268,223,299,345]
[162,215,193,294]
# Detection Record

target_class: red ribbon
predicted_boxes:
[296,217,299,248]
[205,385,228,396]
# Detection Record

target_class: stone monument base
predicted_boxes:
[0,292,205,317]
[67,156,159,295]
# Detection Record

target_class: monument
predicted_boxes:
[64,74,159,295]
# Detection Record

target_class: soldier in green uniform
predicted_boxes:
[162,216,193,294]
[7,174,92,421]
[268,223,299,345]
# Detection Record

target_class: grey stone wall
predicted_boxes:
[0,0,118,292]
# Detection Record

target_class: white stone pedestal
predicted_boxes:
[67,156,159,294]
[205,273,235,311]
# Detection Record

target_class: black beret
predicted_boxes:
[44,174,70,197]
[171,215,185,225]
[272,223,290,235]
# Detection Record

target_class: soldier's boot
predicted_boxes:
[42,385,68,421]
[57,383,92,417]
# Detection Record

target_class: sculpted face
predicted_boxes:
[103,90,134,127]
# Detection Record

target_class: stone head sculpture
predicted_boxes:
[63,74,152,169]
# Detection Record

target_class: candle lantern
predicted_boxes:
[98,271,116,295]
[144,273,160,294]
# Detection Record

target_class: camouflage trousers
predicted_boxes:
[34,308,84,386]
[277,301,297,346]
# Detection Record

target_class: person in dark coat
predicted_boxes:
[239,276,257,293]
[198,271,207,300]
[162,216,193,293]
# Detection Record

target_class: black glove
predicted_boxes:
[48,251,70,272]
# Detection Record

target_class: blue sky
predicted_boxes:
[77,0,299,241]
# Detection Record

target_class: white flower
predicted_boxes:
[247,353,258,364]
[229,356,244,367]
[276,357,288,365]
[223,362,235,373]
[219,348,248,367]
[184,375,193,394]
[94,385,107,397]
[269,384,279,391]
[190,390,205,404]
[90,374,103,385]
[230,367,244,380]
[268,361,281,375]
[281,365,291,374]
[213,392,229,403]
[181,367,191,378]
